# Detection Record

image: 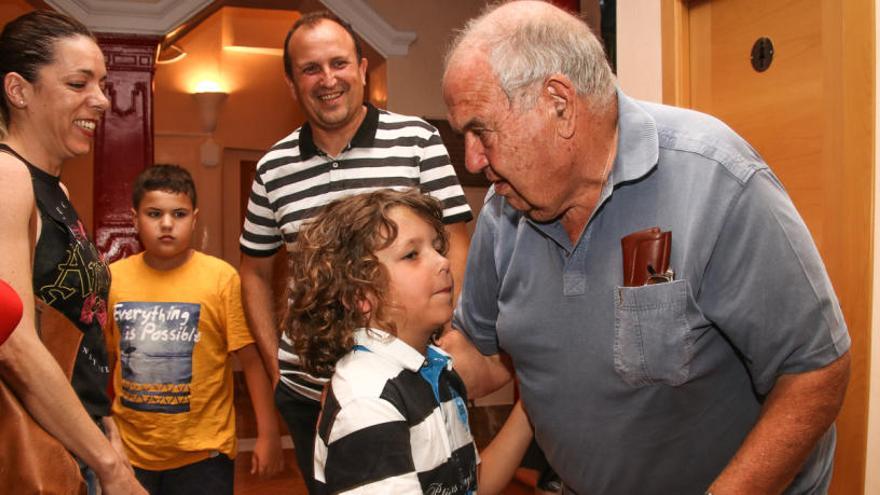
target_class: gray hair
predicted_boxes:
[447,1,615,110]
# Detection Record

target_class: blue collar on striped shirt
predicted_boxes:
[419,347,469,428]
[351,339,469,427]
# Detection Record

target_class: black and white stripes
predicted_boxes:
[314,329,478,494]
[239,104,473,401]
[241,104,472,257]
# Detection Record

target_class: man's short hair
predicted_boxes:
[446,2,616,109]
[282,11,363,81]
[132,164,197,209]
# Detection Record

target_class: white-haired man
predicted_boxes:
[440,2,850,494]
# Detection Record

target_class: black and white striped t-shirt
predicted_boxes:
[314,329,478,494]
[239,104,473,401]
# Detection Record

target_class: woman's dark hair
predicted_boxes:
[0,10,95,128]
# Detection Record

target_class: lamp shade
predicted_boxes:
[192,91,228,133]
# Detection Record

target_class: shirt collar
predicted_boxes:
[523,89,661,251]
[298,102,380,160]
[606,88,660,192]
[352,327,451,373]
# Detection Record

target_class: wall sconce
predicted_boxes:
[192,83,227,167]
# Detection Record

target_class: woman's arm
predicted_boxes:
[235,343,284,477]
[0,157,144,495]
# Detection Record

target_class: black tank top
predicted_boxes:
[0,144,111,418]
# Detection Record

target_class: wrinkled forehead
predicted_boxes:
[442,47,498,98]
[443,54,508,121]
[443,39,485,79]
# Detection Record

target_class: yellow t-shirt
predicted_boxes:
[106,251,253,470]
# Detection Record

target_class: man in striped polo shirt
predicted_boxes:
[239,11,473,492]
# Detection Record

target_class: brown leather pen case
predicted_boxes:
[621,227,672,287]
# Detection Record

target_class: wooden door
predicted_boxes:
[662,1,874,493]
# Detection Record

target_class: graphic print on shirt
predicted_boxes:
[37,220,110,328]
[114,301,201,413]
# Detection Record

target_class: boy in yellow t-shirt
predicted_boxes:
[106,164,282,494]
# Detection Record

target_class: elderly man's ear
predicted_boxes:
[545,76,577,139]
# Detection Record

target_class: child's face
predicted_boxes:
[132,190,198,267]
[373,206,453,350]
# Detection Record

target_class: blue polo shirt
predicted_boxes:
[453,90,850,495]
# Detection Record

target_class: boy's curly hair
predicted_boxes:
[283,188,449,378]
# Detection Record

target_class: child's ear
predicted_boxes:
[357,298,372,316]
[130,208,139,232]
[191,208,200,229]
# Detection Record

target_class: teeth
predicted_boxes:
[319,92,342,101]
[75,120,96,131]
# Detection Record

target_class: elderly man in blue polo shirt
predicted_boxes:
[440,2,851,494]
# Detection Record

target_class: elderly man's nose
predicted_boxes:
[464,134,489,173]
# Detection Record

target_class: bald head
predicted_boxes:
[444,0,614,109]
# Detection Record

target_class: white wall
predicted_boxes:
[615,0,662,102]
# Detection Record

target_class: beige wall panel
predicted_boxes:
[680,1,873,493]
[367,0,487,118]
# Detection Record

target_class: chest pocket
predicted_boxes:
[613,279,694,387]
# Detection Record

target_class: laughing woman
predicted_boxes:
[0,10,144,494]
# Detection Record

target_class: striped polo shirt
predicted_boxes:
[239,104,473,401]
[314,329,478,494]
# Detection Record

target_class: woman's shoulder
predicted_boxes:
[0,150,37,281]
[0,151,35,209]
[0,150,32,181]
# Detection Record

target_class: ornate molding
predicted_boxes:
[321,0,417,57]
[107,81,147,119]
[44,0,213,36]
[93,36,158,262]
[101,36,160,71]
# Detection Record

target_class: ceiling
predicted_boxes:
[37,0,416,57]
